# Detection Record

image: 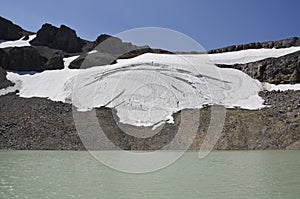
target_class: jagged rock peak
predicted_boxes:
[30,23,87,53]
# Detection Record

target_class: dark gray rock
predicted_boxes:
[217,50,300,84]
[30,23,88,53]
[69,53,117,69]
[6,46,47,71]
[44,56,64,70]
[0,16,33,40]
[118,48,173,59]
[0,46,64,71]
[208,37,300,54]
[32,45,69,59]
[69,35,142,68]
[94,34,143,55]
[0,48,9,66]
[0,67,14,89]
[259,90,300,115]
[70,34,171,69]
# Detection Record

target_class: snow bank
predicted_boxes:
[2,47,300,126]
[0,35,36,48]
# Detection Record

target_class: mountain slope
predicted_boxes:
[0,16,300,150]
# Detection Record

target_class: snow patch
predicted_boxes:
[87,50,98,54]
[63,55,80,69]
[208,46,300,65]
[264,83,300,91]
[0,35,36,48]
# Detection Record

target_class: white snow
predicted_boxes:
[208,46,300,65]
[263,83,300,91]
[1,47,299,126]
[87,50,98,54]
[0,35,36,48]
[63,55,80,69]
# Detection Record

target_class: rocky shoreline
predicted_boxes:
[0,89,299,150]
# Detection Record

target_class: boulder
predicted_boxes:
[69,53,117,69]
[94,34,142,55]
[44,56,64,70]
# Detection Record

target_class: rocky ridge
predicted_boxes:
[208,37,300,54]
[0,17,171,71]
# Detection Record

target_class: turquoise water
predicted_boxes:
[0,151,300,198]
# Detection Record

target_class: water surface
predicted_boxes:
[0,151,299,198]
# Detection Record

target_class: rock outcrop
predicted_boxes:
[0,67,14,89]
[69,35,146,69]
[118,48,173,59]
[69,34,172,69]
[208,37,300,54]
[0,46,64,71]
[217,50,300,84]
[69,52,117,69]
[30,23,88,53]
[0,16,32,41]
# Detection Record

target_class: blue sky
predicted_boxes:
[1,0,299,51]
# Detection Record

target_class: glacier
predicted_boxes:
[2,47,300,126]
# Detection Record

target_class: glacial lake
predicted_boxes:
[0,151,300,199]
